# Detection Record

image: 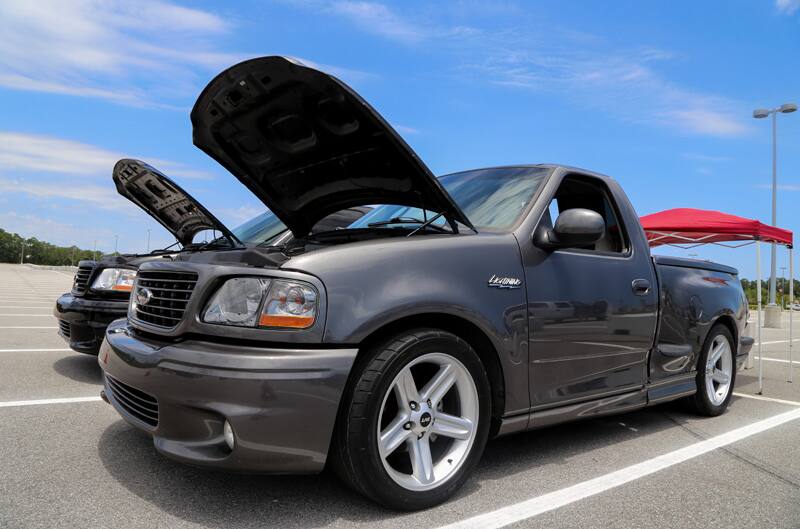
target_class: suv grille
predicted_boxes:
[72,263,94,294]
[58,320,71,338]
[133,270,198,328]
[105,374,159,427]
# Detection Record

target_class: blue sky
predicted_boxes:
[0,0,798,278]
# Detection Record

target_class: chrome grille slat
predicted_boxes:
[133,270,198,329]
[71,263,95,295]
[134,305,183,321]
[136,285,194,293]
[105,374,159,427]
[58,320,71,338]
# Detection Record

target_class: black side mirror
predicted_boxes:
[535,208,605,250]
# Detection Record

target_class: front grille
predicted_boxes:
[58,320,71,338]
[72,263,94,295]
[105,374,159,427]
[133,270,198,329]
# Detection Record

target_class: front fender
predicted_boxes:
[285,233,531,415]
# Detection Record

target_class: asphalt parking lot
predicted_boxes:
[1,262,798,529]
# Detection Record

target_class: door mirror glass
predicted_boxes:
[536,208,605,250]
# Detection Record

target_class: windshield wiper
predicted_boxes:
[184,236,239,252]
[367,216,449,233]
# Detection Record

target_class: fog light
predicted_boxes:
[223,420,235,450]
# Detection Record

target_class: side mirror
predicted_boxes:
[535,208,605,250]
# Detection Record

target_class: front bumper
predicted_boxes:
[98,319,358,474]
[54,293,128,354]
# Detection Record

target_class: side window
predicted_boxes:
[546,176,628,254]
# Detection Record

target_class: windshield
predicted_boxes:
[349,166,551,231]
[231,210,288,245]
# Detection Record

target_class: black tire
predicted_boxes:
[687,324,736,416]
[331,328,492,510]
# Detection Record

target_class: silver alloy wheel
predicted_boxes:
[705,334,733,406]
[377,352,479,492]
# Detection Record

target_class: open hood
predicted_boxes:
[191,56,473,238]
[113,159,237,247]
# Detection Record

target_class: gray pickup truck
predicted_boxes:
[99,56,751,510]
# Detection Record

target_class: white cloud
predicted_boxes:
[329,1,426,43]
[0,131,213,179]
[777,0,800,15]
[0,177,130,210]
[0,211,113,246]
[0,0,240,106]
[659,109,748,137]
[393,124,420,135]
[468,41,750,137]
[682,153,731,162]
[285,2,749,138]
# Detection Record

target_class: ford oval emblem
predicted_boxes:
[135,287,153,306]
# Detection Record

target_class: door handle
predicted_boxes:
[632,279,651,296]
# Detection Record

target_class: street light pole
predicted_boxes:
[114,235,119,254]
[19,241,24,265]
[754,102,797,326]
[146,229,151,253]
[770,110,777,305]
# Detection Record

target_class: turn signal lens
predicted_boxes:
[259,280,317,329]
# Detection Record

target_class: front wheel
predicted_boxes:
[331,329,491,510]
[688,325,736,416]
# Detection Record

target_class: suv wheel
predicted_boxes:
[688,325,736,416]
[332,328,491,510]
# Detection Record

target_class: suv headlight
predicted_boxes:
[203,278,318,329]
[92,268,137,291]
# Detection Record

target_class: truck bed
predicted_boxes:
[652,255,738,275]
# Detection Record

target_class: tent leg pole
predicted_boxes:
[790,247,794,383]
[757,240,763,394]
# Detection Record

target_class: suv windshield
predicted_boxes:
[350,166,551,231]
[231,210,287,245]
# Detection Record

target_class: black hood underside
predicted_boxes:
[113,159,236,247]
[191,56,472,238]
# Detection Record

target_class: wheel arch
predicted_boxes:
[709,313,738,353]
[351,312,507,436]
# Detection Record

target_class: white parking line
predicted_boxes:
[0,326,58,329]
[439,408,800,529]
[760,356,800,366]
[0,306,54,309]
[0,314,55,317]
[0,348,71,353]
[0,396,102,408]
[733,392,800,406]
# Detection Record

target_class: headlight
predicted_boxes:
[203,277,269,327]
[92,268,137,291]
[203,278,318,329]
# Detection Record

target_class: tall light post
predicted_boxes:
[146,229,151,253]
[19,240,24,265]
[753,102,797,327]
[114,235,119,254]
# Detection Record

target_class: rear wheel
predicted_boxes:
[688,325,736,416]
[332,329,491,510]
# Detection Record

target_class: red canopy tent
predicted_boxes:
[640,207,794,394]
[640,208,793,248]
